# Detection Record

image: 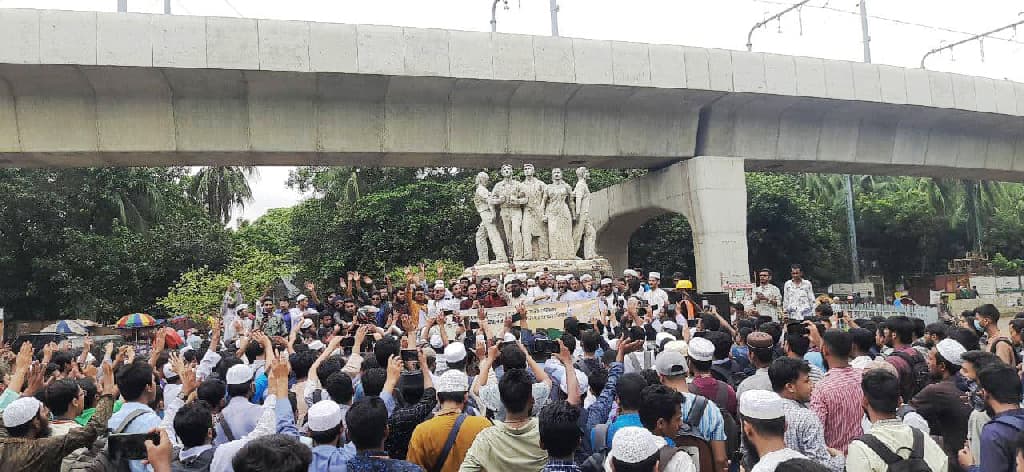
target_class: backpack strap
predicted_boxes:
[657,445,681,472]
[630,353,643,372]
[687,396,708,430]
[712,381,730,408]
[218,415,236,442]
[857,434,904,465]
[909,427,925,460]
[431,414,468,472]
[113,408,149,434]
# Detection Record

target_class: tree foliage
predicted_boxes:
[187,166,256,225]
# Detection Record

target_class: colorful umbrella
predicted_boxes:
[41,320,88,335]
[116,313,157,329]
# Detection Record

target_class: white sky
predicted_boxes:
[4,0,1023,223]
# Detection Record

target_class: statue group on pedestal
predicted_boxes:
[474,164,597,265]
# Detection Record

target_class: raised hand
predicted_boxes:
[100,362,117,397]
[15,341,33,372]
[556,339,573,366]
[304,281,316,292]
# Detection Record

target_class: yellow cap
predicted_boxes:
[675,280,693,289]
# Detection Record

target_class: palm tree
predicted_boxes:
[188,166,256,225]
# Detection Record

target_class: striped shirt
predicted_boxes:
[809,366,863,454]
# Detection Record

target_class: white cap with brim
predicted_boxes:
[610,427,666,463]
[296,294,308,302]
[308,340,325,351]
[655,331,676,346]
[306,400,344,432]
[430,334,444,349]
[162,363,179,380]
[226,364,254,385]
[2,397,41,428]
[739,390,786,420]
[654,350,688,377]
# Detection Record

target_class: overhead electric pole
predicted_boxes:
[842,1,871,283]
[117,0,127,12]
[165,0,172,14]
[550,0,560,36]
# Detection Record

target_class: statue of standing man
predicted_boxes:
[492,164,527,261]
[473,172,507,265]
[520,163,549,261]
[572,167,597,259]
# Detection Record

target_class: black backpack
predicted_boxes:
[890,350,930,401]
[171,447,216,472]
[857,428,931,472]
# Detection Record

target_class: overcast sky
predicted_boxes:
[4,0,1023,223]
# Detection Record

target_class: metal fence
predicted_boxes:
[831,304,939,325]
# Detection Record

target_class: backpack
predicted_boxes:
[710,363,746,390]
[890,350,930,401]
[171,447,216,472]
[699,381,740,465]
[675,396,715,472]
[857,427,931,472]
[61,409,148,472]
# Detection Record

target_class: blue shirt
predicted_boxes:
[346,450,423,471]
[215,396,263,445]
[310,443,357,471]
[584,362,623,453]
[974,409,1024,472]
[107,402,163,472]
[804,351,826,373]
[680,392,727,442]
[603,412,643,448]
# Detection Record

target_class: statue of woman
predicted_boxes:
[544,168,575,260]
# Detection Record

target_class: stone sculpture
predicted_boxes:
[492,164,527,260]
[572,166,597,259]
[544,168,576,260]
[473,172,507,264]
[520,163,549,261]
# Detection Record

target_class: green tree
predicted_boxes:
[235,207,299,258]
[187,166,256,225]
[159,247,297,317]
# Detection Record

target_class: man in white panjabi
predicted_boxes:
[520,163,549,261]
[492,164,527,261]
[753,268,782,320]
[473,172,507,264]
[571,166,597,260]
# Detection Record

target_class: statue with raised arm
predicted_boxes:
[492,164,527,260]
[473,172,507,265]
[544,168,576,260]
[572,166,597,259]
[520,163,549,261]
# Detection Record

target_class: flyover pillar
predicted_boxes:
[591,156,750,292]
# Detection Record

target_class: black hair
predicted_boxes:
[437,391,467,404]
[627,326,646,343]
[43,379,80,417]
[174,401,213,448]
[197,379,226,408]
[324,371,355,405]
[750,344,774,365]
[374,336,401,368]
[317,355,344,382]
[397,371,425,406]
[886,316,915,344]
[934,350,960,376]
[77,378,98,409]
[581,330,600,353]
[814,303,833,319]
[115,360,154,402]
[690,358,712,373]
[538,400,583,458]
[560,333,577,355]
[862,369,901,414]
[758,322,783,345]
[310,423,344,445]
[214,356,243,380]
[785,334,811,357]
[563,318,580,339]
[850,328,875,355]
[638,384,682,431]
[821,329,852,358]
[361,368,387,397]
[1011,319,1024,336]
[612,453,659,472]
[976,304,1001,323]
[703,330,733,360]
[961,350,1001,372]
[289,350,316,380]
[5,419,34,438]
[346,397,390,450]
[183,349,200,364]
[588,368,609,396]
[232,434,312,472]
[776,458,831,472]
[601,349,618,366]
[498,368,534,414]
[245,339,265,360]
[790,264,802,271]
[911,318,926,339]
[700,314,721,332]
[499,344,527,370]
[738,327,753,344]
[360,356,380,372]
[743,416,786,438]
[978,364,1023,405]
[617,373,648,411]
[950,328,981,352]
[769,357,811,392]
[640,369,661,387]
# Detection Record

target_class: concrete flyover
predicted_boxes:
[3,9,1024,289]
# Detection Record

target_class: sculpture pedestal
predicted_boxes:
[464,257,613,279]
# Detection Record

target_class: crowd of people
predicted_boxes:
[1,264,1024,472]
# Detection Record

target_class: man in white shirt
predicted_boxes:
[742,390,807,472]
[753,268,782,321]
[559,277,587,302]
[643,272,670,317]
[782,264,815,321]
[527,272,555,304]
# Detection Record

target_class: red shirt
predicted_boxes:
[809,366,864,453]
[690,375,737,416]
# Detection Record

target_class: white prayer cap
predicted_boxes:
[503,332,517,342]
[443,342,467,363]
[434,280,445,287]
[2,397,41,428]
[236,304,249,312]
[163,363,179,380]
[580,274,593,282]
[433,283,445,290]
[610,427,666,463]
[306,400,344,432]
[296,294,308,302]
[662,321,679,332]
[300,318,314,329]
[688,337,715,362]
[527,279,536,286]
[534,271,544,278]
[648,272,661,280]
[740,390,786,420]
[566,274,576,279]
[555,275,568,282]
[308,340,325,351]
[517,273,527,281]
[226,364,254,385]
[437,370,470,393]
[600,278,613,285]
[429,334,444,349]
[655,331,677,346]
[936,338,967,365]
[623,269,639,278]
[662,340,689,357]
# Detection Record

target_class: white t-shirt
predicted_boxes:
[527,286,555,304]
[644,288,670,315]
[751,448,807,472]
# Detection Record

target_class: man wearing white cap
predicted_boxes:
[216,363,263,445]
[910,338,971,467]
[604,426,678,472]
[0,365,117,471]
[527,274,554,304]
[644,272,669,317]
[740,390,806,472]
[560,276,587,302]
[407,370,493,472]
[306,399,356,469]
[654,350,729,472]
